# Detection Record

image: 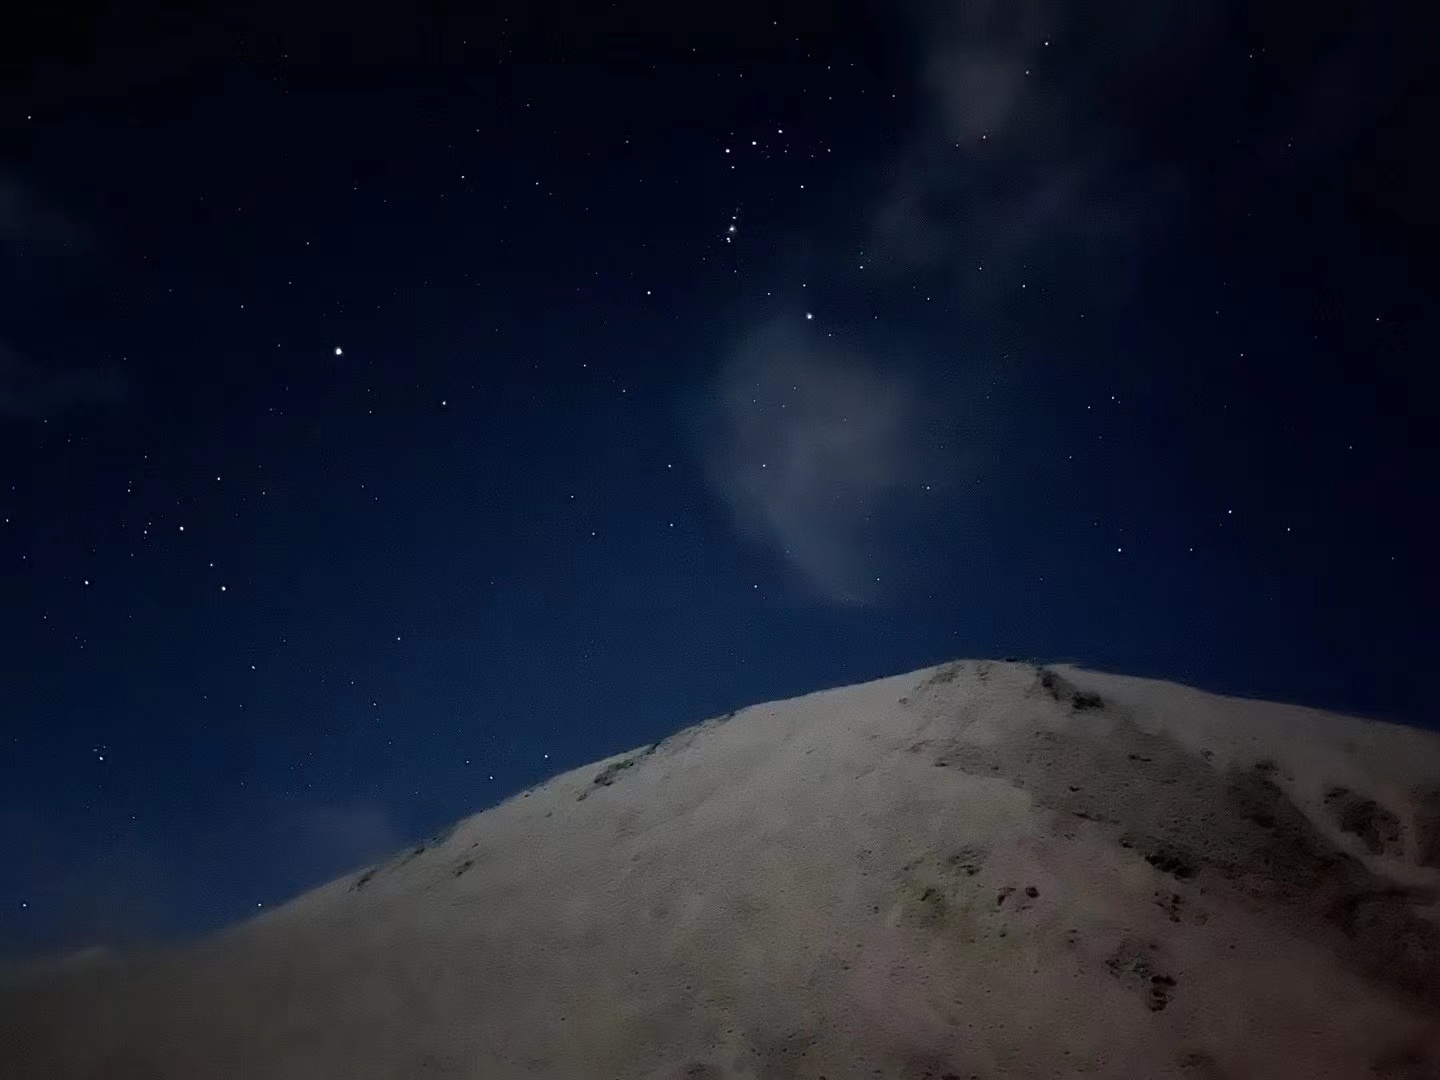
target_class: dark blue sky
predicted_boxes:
[1,0,1434,960]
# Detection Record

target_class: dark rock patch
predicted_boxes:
[925,662,964,687]
[900,881,951,929]
[892,857,974,932]
[426,821,458,846]
[589,759,635,789]
[576,746,657,801]
[1105,939,1177,1013]
[349,867,376,892]
[928,715,1440,1007]
[1411,785,1440,869]
[1148,973,1178,1012]
[1323,787,1404,855]
[944,847,986,877]
[1155,891,1185,923]
[347,839,431,893]
[1036,668,1104,712]
[754,1028,821,1079]
[1144,846,1200,881]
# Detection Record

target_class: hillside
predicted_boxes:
[4,660,1440,1079]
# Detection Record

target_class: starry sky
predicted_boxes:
[1,0,1434,960]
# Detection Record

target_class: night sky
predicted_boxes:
[2,0,1434,961]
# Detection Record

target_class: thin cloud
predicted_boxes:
[696,320,951,606]
[873,0,1217,303]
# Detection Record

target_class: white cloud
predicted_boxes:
[696,320,949,606]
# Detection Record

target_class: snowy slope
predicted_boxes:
[4,659,1439,1079]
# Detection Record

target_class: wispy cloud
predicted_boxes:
[871,0,1219,304]
[887,0,1394,295]
[695,320,954,606]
